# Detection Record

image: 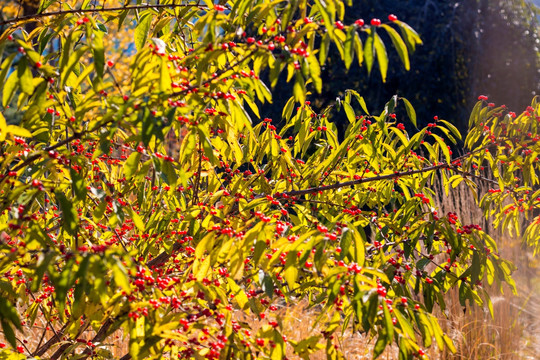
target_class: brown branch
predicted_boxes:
[0,4,207,26]
[33,323,67,357]
[280,158,502,198]
[192,142,203,206]
[49,343,72,360]
[147,242,183,268]
[282,163,450,197]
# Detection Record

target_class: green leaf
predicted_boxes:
[341,225,365,266]
[160,55,172,92]
[373,333,388,359]
[18,57,34,95]
[381,24,410,70]
[432,133,451,163]
[0,320,16,348]
[396,20,423,51]
[401,97,417,128]
[364,29,375,75]
[130,208,145,232]
[353,32,363,67]
[56,191,79,235]
[228,278,249,310]
[439,119,462,141]
[347,89,370,114]
[319,32,331,66]
[38,0,56,13]
[343,27,355,70]
[125,152,142,179]
[282,96,295,120]
[284,252,299,289]
[308,55,322,93]
[135,13,153,51]
[6,125,31,138]
[293,73,306,104]
[373,32,388,82]
[91,28,105,79]
[2,71,19,107]
[0,54,16,91]
[61,46,89,87]
[343,102,356,123]
[113,260,131,293]
[0,297,22,348]
[0,111,7,141]
[70,168,88,201]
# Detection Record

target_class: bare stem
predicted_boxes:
[0,4,207,26]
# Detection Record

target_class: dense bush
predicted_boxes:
[0,1,538,359]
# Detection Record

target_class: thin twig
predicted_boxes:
[283,163,450,197]
[0,3,207,26]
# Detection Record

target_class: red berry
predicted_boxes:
[388,14,398,22]
[35,61,42,68]
[354,19,365,26]
[400,297,407,305]
[370,18,381,26]
[334,21,344,30]
[106,60,114,67]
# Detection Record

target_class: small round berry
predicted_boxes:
[370,18,381,26]
[388,14,398,22]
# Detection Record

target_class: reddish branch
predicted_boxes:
[0,3,207,27]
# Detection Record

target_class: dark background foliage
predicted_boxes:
[263,0,540,133]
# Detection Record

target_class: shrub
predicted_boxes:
[0,1,538,359]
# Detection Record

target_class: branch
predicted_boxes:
[1,117,115,188]
[33,323,67,357]
[282,163,450,197]
[0,4,207,27]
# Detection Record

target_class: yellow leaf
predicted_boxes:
[0,112,6,141]
[6,125,32,138]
